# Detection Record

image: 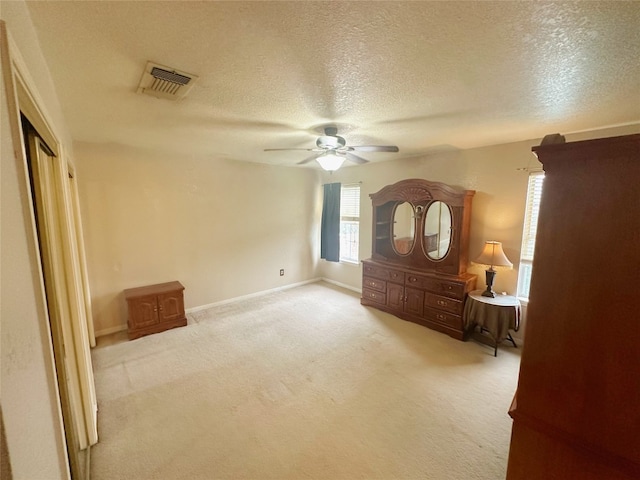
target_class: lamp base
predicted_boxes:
[482,269,497,297]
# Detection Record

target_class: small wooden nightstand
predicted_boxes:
[464,290,521,356]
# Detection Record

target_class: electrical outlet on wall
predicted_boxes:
[279,269,284,276]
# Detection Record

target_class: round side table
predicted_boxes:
[464,290,521,356]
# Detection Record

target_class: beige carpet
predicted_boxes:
[90,281,521,479]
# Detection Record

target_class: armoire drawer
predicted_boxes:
[362,288,386,305]
[363,276,386,293]
[363,263,405,284]
[430,279,466,299]
[424,307,463,330]
[424,293,463,315]
[406,273,465,299]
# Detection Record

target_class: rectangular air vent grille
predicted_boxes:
[150,67,192,93]
[137,62,198,100]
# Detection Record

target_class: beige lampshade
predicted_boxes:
[473,241,513,270]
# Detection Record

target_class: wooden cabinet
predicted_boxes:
[361,179,477,340]
[124,281,187,340]
[506,134,640,479]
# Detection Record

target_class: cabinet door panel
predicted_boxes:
[405,287,424,316]
[129,295,158,328]
[386,283,405,310]
[158,292,185,322]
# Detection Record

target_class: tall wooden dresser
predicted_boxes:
[506,134,640,479]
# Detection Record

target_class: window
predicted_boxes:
[339,183,360,263]
[517,172,544,299]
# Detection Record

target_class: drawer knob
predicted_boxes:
[437,314,445,320]
[437,300,447,306]
[410,277,416,282]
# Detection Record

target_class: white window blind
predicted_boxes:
[340,184,360,263]
[340,184,360,220]
[517,172,544,299]
[521,172,545,261]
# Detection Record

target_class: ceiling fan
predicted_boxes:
[264,126,399,171]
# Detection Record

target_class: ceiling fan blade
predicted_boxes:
[348,145,399,153]
[297,153,322,165]
[264,148,317,152]
[345,152,369,165]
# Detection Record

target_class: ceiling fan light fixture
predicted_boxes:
[265,126,398,168]
[316,153,345,171]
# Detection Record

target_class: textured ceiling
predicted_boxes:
[24,1,640,167]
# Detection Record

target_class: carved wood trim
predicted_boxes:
[370,178,474,207]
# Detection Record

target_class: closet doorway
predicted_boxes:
[21,113,97,479]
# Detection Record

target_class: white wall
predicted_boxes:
[74,142,321,335]
[1,2,73,478]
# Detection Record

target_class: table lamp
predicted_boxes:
[473,241,513,297]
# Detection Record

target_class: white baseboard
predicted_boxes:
[185,278,323,314]
[320,277,362,294]
[94,324,127,338]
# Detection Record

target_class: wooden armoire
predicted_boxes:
[506,134,640,479]
[361,179,476,340]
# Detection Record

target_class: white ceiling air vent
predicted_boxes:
[136,61,198,100]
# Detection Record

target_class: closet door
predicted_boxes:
[27,130,98,457]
